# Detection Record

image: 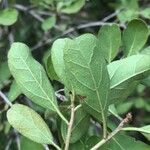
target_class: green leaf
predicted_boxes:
[140,8,150,19]
[8,42,67,123]
[142,76,150,87]
[8,80,22,102]
[43,50,59,81]
[0,61,11,82]
[85,135,108,149]
[61,107,90,143]
[0,8,18,26]
[0,61,11,89]
[98,24,121,63]
[7,104,53,144]
[20,136,44,150]
[41,15,56,31]
[117,9,138,23]
[123,19,149,56]
[64,34,110,121]
[85,136,101,150]
[117,0,139,23]
[116,101,133,114]
[141,46,150,86]
[30,0,54,7]
[51,38,73,85]
[57,0,85,14]
[104,133,149,150]
[70,140,85,150]
[108,54,150,103]
[142,133,150,141]
[108,104,122,120]
[141,46,150,56]
[121,0,139,10]
[8,42,57,111]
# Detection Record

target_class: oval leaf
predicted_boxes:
[51,38,73,85]
[105,133,149,150]
[8,80,22,102]
[57,0,85,14]
[0,8,18,26]
[141,46,150,56]
[43,50,59,81]
[98,24,121,63]
[70,141,85,150]
[123,19,149,56]
[64,34,110,121]
[0,61,11,89]
[20,136,44,150]
[7,104,53,144]
[41,15,56,31]
[108,54,150,103]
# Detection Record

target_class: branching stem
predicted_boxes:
[64,90,75,150]
[91,113,132,150]
[74,104,82,112]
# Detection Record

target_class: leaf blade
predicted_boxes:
[108,54,150,103]
[8,42,58,111]
[64,34,110,121]
[98,24,121,63]
[123,19,149,56]
[0,8,18,26]
[7,104,53,144]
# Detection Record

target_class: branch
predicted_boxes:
[74,104,82,112]
[64,91,75,150]
[90,113,132,150]
[14,4,44,22]
[102,9,122,22]
[31,21,125,50]
[0,90,13,107]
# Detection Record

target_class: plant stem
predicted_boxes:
[64,91,75,150]
[102,112,107,139]
[57,109,69,125]
[74,104,82,112]
[0,90,13,107]
[51,142,62,150]
[90,113,132,150]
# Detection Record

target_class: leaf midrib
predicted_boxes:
[20,56,58,112]
[108,28,112,63]
[127,28,137,56]
[112,137,125,150]
[72,113,88,132]
[29,110,52,144]
[110,68,149,89]
[89,67,104,112]
[110,55,150,88]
